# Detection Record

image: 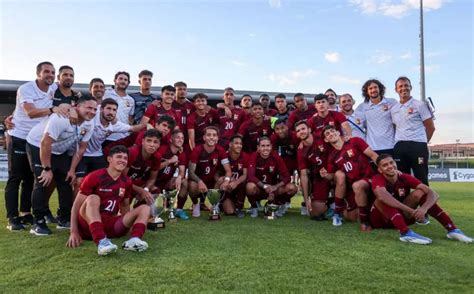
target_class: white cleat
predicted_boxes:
[122,237,149,252]
[447,229,473,243]
[192,204,201,217]
[399,230,432,245]
[98,238,118,256]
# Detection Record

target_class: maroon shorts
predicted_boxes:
[77,213,128,240]
[311,178,330,202]
[284,159,298,174]
[369,204,415,229]
[223,183,246,202]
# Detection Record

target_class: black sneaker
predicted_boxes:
[56,220,71,230]
[30,220,52,236]
[44,211,58,224]
[20,214,34,226]
[235,209,245,218]
[7,217,25,231]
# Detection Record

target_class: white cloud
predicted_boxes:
[268,69,317,86]
[400,52,413,59]
[426,50,444,58]
[350,0,446,19]
[230,60,247,67]
[368,50,393,64]
[324,52,341,63]
[330,75,361,85]
[268,0,282,9]
[248,33,256,38]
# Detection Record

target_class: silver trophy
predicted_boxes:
[163,189,178,222]
[206,189,223,221]
[148,192,166,230]
[264,203,279,220]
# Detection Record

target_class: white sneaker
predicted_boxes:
[447,229,473,243]
[250,208,258,218]
[300,206,308,216]
[122,237,149,252]
[97,238,118,256]
[192,204,201,217]
[332,214,343,226]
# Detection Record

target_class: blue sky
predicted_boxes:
[0,0,472,144]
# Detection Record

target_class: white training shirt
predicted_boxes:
[391,97,434,143]
[84,112,132,157]
[344,111,366,140]
[103,89,134,141]
[26,114,94,155]
[355,97,397,151]
[8,81,54,140]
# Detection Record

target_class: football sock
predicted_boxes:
[177,195,187,209]
[420,195,457,231]
[130,223,146,239]
[334,197,345,215]
[380,204,409,234]
[358,205,369,223]
[89,221,106,245]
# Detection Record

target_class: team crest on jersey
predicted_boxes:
[329,121,335,126]
[398,188,406,197]
[119,188,125,197]
[238,163,243,170]
[347,149,354,158]
[408,107,414,114]
[269,166,274,173]
[126,101,131,107]
[418,157,424,164]
[263,129,268,135]
[233,114,239,120]
[356,118,361,125]
[213,158,218,165]
[80,128,87,136]
[318,145,325,152]
[383,104,389,111]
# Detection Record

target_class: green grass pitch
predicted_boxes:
[0,182,473,292]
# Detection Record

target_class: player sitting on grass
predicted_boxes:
[370,154,472,244]
[66,145,151,255]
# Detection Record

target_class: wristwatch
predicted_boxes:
[42,166,52,171]
[49,107,55,114]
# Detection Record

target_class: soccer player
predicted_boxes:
[270,119,298,178]
[188,126,232,217]
[339,93,366,139]
[259,94,278,116]
[287,93,316,131]
[5,61,69,231]
[124,129,162,204]
[324,88,338,111]
[218,135,248,217]
[295,121,330,219]
[155,130,189,220]
[371,154,472,244]
[322,125,378,231]
[187,93,217,150]
[104,71,135,142]
[356,79,397,155]
[141,85,181,130]
[26,95,97,235]
[274,93,291,123]
[240,94,253,116]
[246,137,297,218]
[391,76,435,185]
[238,102,273,153]
[130,70,158,124]
[308,94,351,140]
[172,81,194,127]
[66,145,150,255]
[215,87,246,147]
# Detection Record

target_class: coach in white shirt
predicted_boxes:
[103,71,135,143]
[391,76,435,185]
[4,62,69,231]
[26,95,97,236]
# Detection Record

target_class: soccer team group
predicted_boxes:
[4,62,472,256]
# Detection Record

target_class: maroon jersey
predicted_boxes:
[228,152,248,180]
[287,107,316,131]
[238,118,273,153]
[265,108,278,116]
[126,145,162,185]
[186,109,218,146]
[371,173,421,201]
[216,107,245,147]
[172,99,195,127]
[308,111,347,139]
[79,168,133,216]
[131,128,170,148]
[143,104,182,130]
[297,137,328,179]
[270,132,298,172]
[189,144,229,184]
[327,137,374,183]
[247,151,290,185]
[156,145,187,184]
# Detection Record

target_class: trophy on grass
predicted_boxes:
[147,190,166,230]
[264,202,279,220]
[205,189,223,221]
[163,189,178,222]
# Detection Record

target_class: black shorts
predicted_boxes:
[75,156,107,177]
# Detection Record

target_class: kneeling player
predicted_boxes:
[246,137,297,218]
[66,146,150,255]
[218,135,248,217]
[370,154,472,244]
[188,126,232,217]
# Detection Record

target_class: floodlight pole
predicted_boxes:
[420,0,426,102]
